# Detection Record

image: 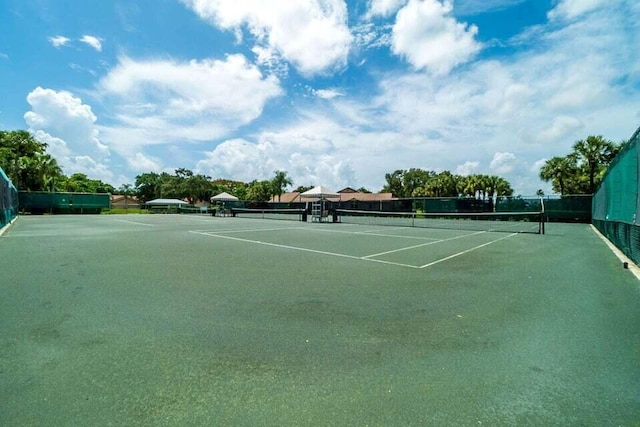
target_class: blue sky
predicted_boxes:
[1,0,638,195]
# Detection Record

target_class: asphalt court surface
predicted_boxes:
[1,214,640,425]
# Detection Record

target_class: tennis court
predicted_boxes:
[1,214,639,425]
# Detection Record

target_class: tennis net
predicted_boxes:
[231,208,306,221]
[334,209,545,234]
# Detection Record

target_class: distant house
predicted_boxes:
[110,194,141,209]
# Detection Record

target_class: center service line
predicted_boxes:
[362,230,486,259]
[419,232,518,269]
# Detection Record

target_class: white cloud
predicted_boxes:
[547,0,607,20]
[195,138,277,182]
[314,88,344,99]
[181,0,353,76]
[531,159,547,173]
[80,35,103,52]
[456,161,479,176]
[537,116,584,143]
[195,119,358,189]
[391,0,481,74]
[24,87,111,181]
[489,152,517,174]
[97,54,282,152]
[128,152,162,172]
[48,35,70,48]
[25,87,109,155]
[366,0,408,18]
[251,45,289,78]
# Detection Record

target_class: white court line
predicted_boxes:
[189,230,420,269]
[113,219,154,227]
[419,233,518,269]
[0,216,18,237]
[590,224,640,281]
[363,231,486,259]
[191,226,301,234]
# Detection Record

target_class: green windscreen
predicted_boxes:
[0,167,18,228]
[592,125,640,264]
[18,191,111,214]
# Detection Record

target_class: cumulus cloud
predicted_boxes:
[25,87,109,155]
[80,35,103,51]
[24,87,112,182]
[391,0,481,74]
[128,152,162,172]
[455,161,479,176]
[48,35,70,48]
[366,0,408,18]
[195,123,357,189]
[180,0,353,76]
[97,54,282,152]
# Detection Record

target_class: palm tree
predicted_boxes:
[38,155,63,192]
[572,135,620,193]
[539,156,577,195]
[271,170,292,202]
[119,184,132,211]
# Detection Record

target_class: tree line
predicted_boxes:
[0,128,625,202]
[381,169,513,199]
[538,135,622,195]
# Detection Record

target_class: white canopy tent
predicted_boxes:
[210,192,239,216]
[300,185,338,222]
[210,192,238,202]
[300,185,339,199]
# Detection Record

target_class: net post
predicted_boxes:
[539,197,546,235]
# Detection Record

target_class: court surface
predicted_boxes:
[1,214,639,425]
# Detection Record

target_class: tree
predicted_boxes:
[117,183,133,210]
[381,170,404,196]
[271,170,292,202]
[0,130,58,190]
[572,135,620,193]
[539,135,622,195]
[184,174,213,205]
[246,180,273,201]
[293,185,314,193]
[60,173,114,193]
[135,172,160,203]
[539,156,578,195]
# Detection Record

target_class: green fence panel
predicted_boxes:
[592,125,640,264]
[0,167,18,228]
[18,191,111,214]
